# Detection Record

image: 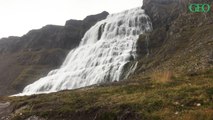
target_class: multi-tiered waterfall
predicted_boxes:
[18,7,152,96]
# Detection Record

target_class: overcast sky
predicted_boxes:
[0,0,142,38]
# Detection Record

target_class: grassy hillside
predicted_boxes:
[1,69,212,120]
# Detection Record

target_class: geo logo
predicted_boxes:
[189,4,211,13]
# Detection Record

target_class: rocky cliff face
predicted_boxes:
[0,11,109,95]
[135,0,213,76]
[142,0,181,29]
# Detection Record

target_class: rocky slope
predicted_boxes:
[135,0,213,76]
[0,11,109,96]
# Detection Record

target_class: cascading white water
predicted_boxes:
[17,7,152,96]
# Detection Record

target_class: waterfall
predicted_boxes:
[17,7,152,96]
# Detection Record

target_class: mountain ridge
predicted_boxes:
[0,11,109,95]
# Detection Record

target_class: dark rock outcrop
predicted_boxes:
[0,11,109,96]
[80,11,109,38]
[142,0,182,29]
[0,36,21,53]
[142,0,212,29]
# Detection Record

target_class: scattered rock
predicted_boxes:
[25,116,46,120]
[196,103,201,107]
